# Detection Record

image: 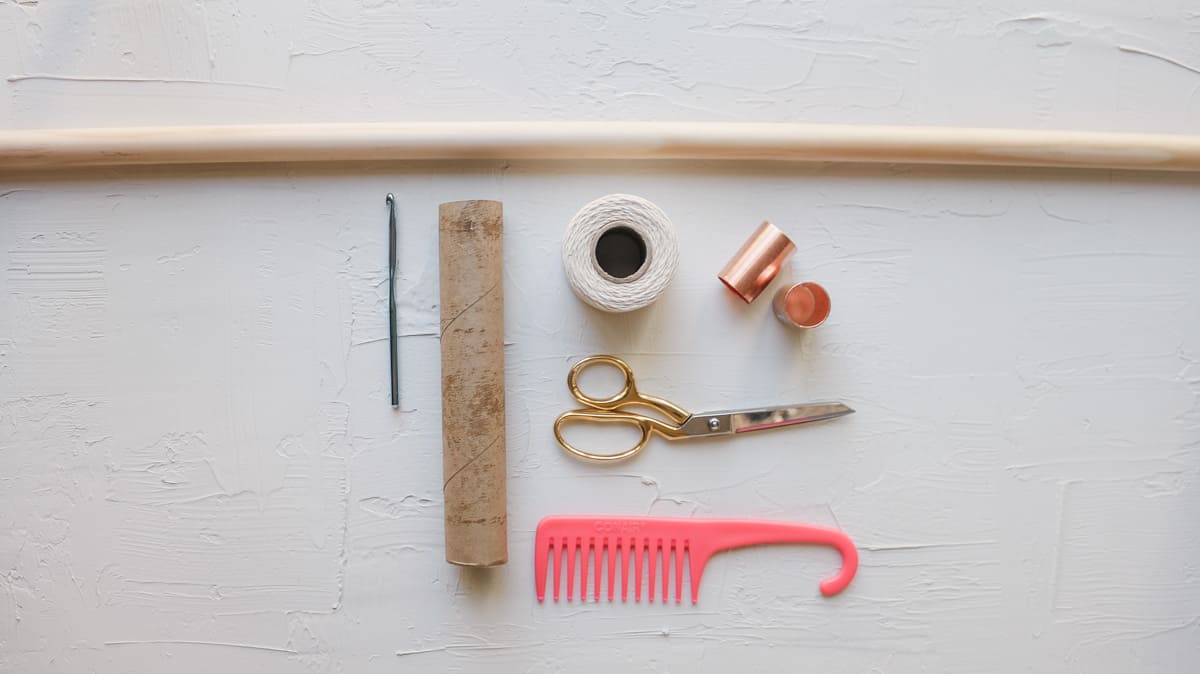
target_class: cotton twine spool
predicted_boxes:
[561,194,679,312]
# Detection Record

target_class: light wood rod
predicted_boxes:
[2,121,1199,172]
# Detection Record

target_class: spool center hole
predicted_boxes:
[595,226,647,280]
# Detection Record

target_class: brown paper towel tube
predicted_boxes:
[439,199,508,567]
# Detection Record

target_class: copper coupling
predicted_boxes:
[773,281,831,329]
[718,221,796,303]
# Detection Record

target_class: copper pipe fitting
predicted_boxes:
[718,221,796,303]
[773,281,831,329]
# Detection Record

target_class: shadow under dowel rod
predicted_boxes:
[439,199,507,567]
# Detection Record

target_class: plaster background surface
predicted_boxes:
[1,1,1198,671]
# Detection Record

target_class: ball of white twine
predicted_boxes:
[562,194,679,312]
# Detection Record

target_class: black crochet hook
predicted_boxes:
[387,193,399,407]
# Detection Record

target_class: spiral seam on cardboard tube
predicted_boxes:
[562,194,679,312]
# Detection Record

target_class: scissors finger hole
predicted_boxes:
[557,417,644,460]
[573,358,631,404]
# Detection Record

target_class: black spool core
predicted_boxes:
[595,226,647,280]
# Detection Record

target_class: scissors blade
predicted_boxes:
[729,402,854,434]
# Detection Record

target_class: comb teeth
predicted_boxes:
[540,535,690,604]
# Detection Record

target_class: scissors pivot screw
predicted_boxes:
[708,418,720,431]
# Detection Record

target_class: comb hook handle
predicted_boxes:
[689,519,858,597]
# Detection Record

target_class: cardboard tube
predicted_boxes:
[439,200,507,567]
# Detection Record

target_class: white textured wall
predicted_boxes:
[2,2,1199,672]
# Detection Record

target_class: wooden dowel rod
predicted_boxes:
[2,122,1200,172]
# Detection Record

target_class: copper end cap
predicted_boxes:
[773,281,831,329]
[718,221,796,303]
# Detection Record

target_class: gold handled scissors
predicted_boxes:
[553,355,855,462]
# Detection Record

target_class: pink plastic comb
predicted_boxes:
[534,515,858,604]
